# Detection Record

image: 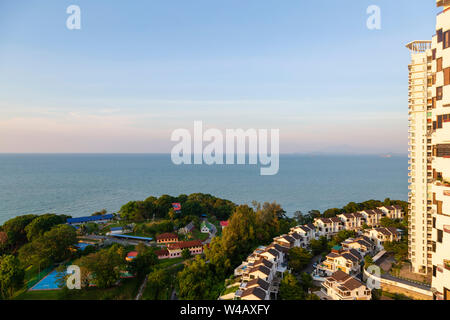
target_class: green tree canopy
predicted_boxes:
[0,255,24,299]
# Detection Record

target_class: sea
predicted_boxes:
[0,154,408,224]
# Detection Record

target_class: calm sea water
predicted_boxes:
[0,154,408,224]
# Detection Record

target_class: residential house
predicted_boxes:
[240,286,269,301]
[179,221,195,235]
[273,234,296,249]
[201,221,213,234]
[337,212,364,231]
[378,205,404,220]
[364,227,402,250]
[320,247,363,276]
[291,224,316,244]
[359,209,384,227]
[314,217,343,238]
[322,270,372,300]
[341,236,376,257]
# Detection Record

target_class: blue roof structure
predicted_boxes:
[109,234,153,241]
[66,214,114,224]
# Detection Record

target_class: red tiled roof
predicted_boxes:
[168,240,203,250]
[127,251,138,258]
[155,249,169,257]
[156,233,178,240]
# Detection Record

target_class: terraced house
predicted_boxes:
[314,217,343,238]
[378,205,405,220]
[341,236,376,257]
[359,209,384,227]
[320,246,363,276]
[337,212,364,231]
[322,270,372,300]
[364,227,402,251]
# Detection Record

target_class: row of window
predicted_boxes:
[437,28,450,50]
[432,114,450,130]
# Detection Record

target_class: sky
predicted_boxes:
[0,0,441,154]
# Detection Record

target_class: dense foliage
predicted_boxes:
[119,193,236,222]
[177,202,296,299]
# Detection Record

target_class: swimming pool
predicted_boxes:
[30,269,66,291]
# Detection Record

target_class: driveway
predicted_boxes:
[202,220,217,244]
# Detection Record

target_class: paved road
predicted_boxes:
[381,272,431,291]
[202,220,217,244]
[302,255,323,274]
[135,275,149,300]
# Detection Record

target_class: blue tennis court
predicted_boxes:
[30,269,66,291]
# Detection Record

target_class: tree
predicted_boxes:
[293,211,304,224]
[146,269,169,299]
[383,241,408,262]
[322,208,342,218]
[0,255,24,299]
[1,214,37,251]
[254,202,281,242]
[279,272,305,300]
[177,256,219,300]
[288,247,312,273]
[92,209,107,216]
[181,248,192,260]
[129,244,158,278]
[299,272,313,293]
[364,255,374,269]
[24,214,67,241]
[310,236,328,255]
[19,224,77,267]
[78,244,126,288]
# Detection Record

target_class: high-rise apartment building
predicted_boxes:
[430,0,450,301]
[406,39,433,275]
[408,0,450,300]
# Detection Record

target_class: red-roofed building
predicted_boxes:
[156,233,179,244]
[155,249,170,260]
[166,240,204,259]
[126,251,138,262]
[220,221,229,229]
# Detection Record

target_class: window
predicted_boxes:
[433,265,437,277]
[437,58,443,72]
[445,31,450,50]
[433,49,437,60]
[437,201,443,215]
[445,68,450,86]
[437,86,443,101]
[438,29,443,43]
[438,115,443,129]
[438,229,443,243]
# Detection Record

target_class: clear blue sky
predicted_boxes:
[0,0,440,153]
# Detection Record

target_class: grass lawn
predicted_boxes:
[157,257,184,269]
[222,285,239,296]
[190,229,209,241]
